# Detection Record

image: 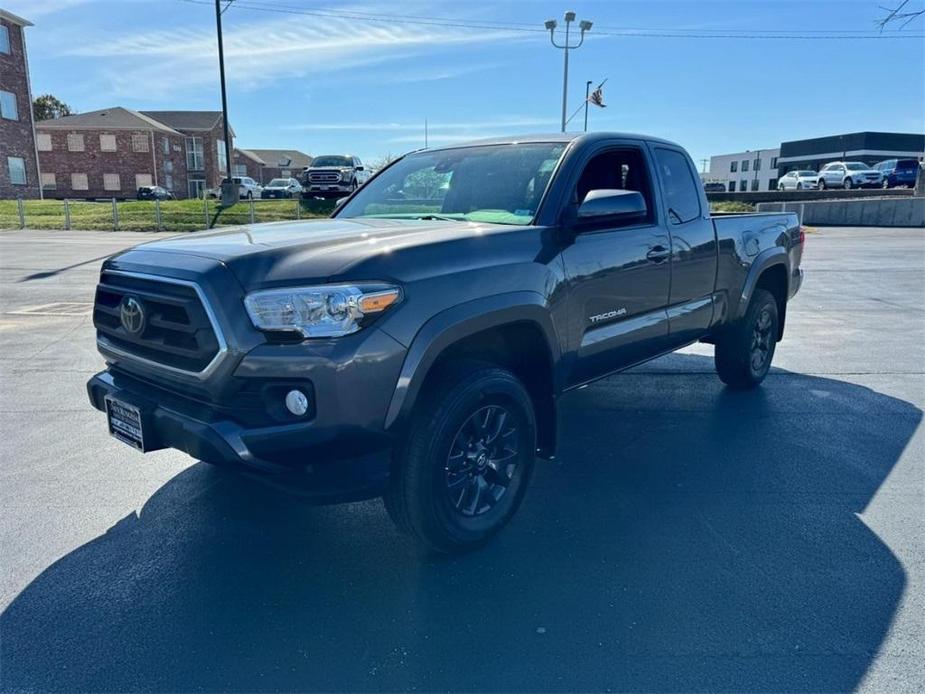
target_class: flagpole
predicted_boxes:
[583,80,592,132]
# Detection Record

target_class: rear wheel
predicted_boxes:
[384,361,536,553]
[714,289,779,389]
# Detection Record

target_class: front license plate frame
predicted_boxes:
[105,395,147,452]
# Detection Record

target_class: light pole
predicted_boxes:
[215,0,237,207]
[545,12,592,133]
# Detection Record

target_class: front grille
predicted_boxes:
[309,171,341,183]
[94,272,221,374]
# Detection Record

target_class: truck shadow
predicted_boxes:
[1,354,920,692]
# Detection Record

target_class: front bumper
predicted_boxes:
[89,308,408,503]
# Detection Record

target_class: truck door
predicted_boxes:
[651,146,718,345]
[559,144,672,387]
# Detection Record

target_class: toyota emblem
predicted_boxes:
[120,296,146,335]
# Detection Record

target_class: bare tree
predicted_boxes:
[370,152,400,173]
[876,0,925,31]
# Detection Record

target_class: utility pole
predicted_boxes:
[583,80,592,132]
[699,158,708,174]
[545,12,592,133]
[424,117,428,148]
[215,0,237,207]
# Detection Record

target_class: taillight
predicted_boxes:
[799,226,806,245]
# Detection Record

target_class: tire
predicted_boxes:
[384,361,537,553]
[882,179,889,189]
[818,179,826,190]
[796,183,803,190]
[778,184,785,191]
[843,178,853,190]
[714,288,779,389]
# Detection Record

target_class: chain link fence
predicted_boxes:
[0,198,336,232]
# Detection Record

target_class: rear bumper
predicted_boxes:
[87,370,392,503]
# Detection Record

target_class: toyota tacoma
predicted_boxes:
[88,133,804,552]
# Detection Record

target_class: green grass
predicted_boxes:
[0,198,336,232]
[710,200,756,213]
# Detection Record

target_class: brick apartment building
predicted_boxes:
[0,9,40,199]
[244,148,313,183]
[35,108,233,199]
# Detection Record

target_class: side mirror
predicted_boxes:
[577,189,647,224]
[356,166,365,171]
[334,196,348,207]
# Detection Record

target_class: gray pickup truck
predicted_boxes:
[87,133,804,552]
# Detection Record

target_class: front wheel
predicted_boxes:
[714,289,779,389]
[796,183,803,190]
[818,179,826,190]
[882,179,890,189]
[384,361,537,553]
[778,184,785,191]
[843,178,853,190]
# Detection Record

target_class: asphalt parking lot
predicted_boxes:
[0,226,923,693]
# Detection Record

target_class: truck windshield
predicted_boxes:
[337,143,566,225]
[313,156,352,167]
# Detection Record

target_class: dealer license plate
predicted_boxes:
[105,396,146,451]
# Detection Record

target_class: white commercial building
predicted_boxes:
[707,148,781,192]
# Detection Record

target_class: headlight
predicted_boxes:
[244,284,401,338]
[341,168,353,181]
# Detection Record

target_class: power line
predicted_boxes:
[174,0,925,40]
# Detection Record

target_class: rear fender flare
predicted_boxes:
[735,247,790,320]
[383,291,561,432]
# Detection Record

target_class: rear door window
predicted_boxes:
[654,148,701,224]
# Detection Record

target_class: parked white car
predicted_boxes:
[777,170,819,191]
[260,177,303,199]
[817,162,883,189]
[206,176,263,199]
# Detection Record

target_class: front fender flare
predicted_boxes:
[382,291,561,431]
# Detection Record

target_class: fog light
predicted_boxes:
[285,389,309,416]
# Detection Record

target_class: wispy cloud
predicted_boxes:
[281,117,558,132]
[4,0,96,19]
[57,4,529,99]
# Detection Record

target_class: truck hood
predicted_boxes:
[120,217,520,290]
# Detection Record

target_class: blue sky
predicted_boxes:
[11,0,925,165]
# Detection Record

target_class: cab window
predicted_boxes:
[654,148,701,224]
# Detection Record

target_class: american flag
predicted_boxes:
[589,85,606,108]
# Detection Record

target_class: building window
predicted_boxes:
[7,157,26,185]
[71,173,89,190]
[233,163,247,176]
[36,133,52,151]
[67,133,85,152]
[739,180,748,192]
[135,173,153,189]
[217,140,228,174]
[728,181,736,192]
[0,25,10,54]
[103,173,121,191]
[0,90,18,120]
[742,160,749,172]
[100,134,117,152]
[751,179,760,191]
[770,157,778,169]
[41,173,57,190]
[754,158,761,171]
[730,161,737,173]
[164,160,173,173]
[281,169,291,178]
[132,133,149,153]
[164,174,174,191]
[162,137,170,155]
[186,137,204,170]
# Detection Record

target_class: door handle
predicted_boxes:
[646,245,670,263]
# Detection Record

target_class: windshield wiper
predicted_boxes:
[411,214,464,222]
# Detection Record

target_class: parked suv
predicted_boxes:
[817,162,882,189]
[87,133,803,552]
[874,159,920,189]
[207,176,262,199]
[302,155,371,198]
